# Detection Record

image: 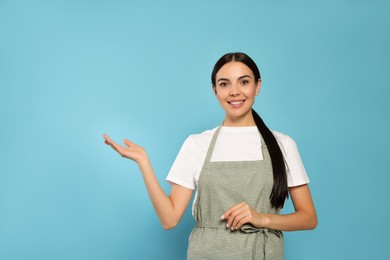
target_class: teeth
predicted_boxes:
[230,101,243,105]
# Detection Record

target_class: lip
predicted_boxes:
[227,99,246,108]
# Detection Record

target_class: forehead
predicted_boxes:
[216,62,254,80]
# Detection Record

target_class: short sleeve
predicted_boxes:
[273,132,310,187]
[166,136,198,190]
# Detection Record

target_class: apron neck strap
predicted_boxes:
[204,125,268,163]
[204,125,222,163]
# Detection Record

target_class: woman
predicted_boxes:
[103,52,317,259]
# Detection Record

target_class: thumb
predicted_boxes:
[123,139,133,147]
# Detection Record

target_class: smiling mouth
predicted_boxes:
[228,100,245,105]
[227,100,245,107]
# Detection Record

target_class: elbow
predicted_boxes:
[162,221,178,230]
[162,224,176,230]
[307,215,318,230]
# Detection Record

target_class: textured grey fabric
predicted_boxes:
[187,126,284,260]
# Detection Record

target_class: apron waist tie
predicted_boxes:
[196,220,282,236]
[195,220,225,229]
[196,221,282,259]
[241,226,282,260]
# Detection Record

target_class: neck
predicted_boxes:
[222,114,256,127]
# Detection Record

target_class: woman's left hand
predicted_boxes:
[221,202,266,230]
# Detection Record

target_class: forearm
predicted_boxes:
[137,158,178,229]
[258,210,318,231]
[103,134,188,229]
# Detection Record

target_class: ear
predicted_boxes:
[212,84,217,95]
[255,79,261,96]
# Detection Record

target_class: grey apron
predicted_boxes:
[187,126,284,260]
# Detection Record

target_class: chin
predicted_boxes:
[225,109,253,120]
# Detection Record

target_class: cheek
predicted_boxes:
[243,88,257,98]
[216,94,227,103]
[215,89,228,99]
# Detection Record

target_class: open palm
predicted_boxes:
[103,134,147,164]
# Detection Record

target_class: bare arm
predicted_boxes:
[103,134,193,229]
[222,184,317,231]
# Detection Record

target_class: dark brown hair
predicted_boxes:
[211,52,288,209]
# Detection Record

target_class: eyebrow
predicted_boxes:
[217,75,252,82]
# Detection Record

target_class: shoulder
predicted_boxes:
[271,130,297,151]
[271,130,309,186]
[185,126,218,150]
[191,126,218,139]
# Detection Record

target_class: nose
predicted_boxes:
[229,84,240,96]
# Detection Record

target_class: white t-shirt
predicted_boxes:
[166,126,310,191]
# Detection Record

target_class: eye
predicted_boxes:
[219,82,228,87]
[241,79,249,85]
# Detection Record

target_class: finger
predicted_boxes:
[103,136,113,147]
[222,202,247,220]
[236,215,252,230]
[103,135,122,153]
[227,206,249,229]
[123,139,133,147]
[231,210,250,230]
[103,134,115,145]
[103,134,111,141]
[222,202,245,220]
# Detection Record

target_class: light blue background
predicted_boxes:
[1,0,389,259]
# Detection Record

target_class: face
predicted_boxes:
[213,61,261,126]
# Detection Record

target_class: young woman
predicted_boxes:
[103,52,317,259]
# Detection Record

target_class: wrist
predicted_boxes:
[136,155,151,170]
[262,214,271,228]
[254,212,270,228]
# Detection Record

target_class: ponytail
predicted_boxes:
[252,109,288,209]
[210,52,288,208]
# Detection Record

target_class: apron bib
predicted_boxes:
[187,126,284,260]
